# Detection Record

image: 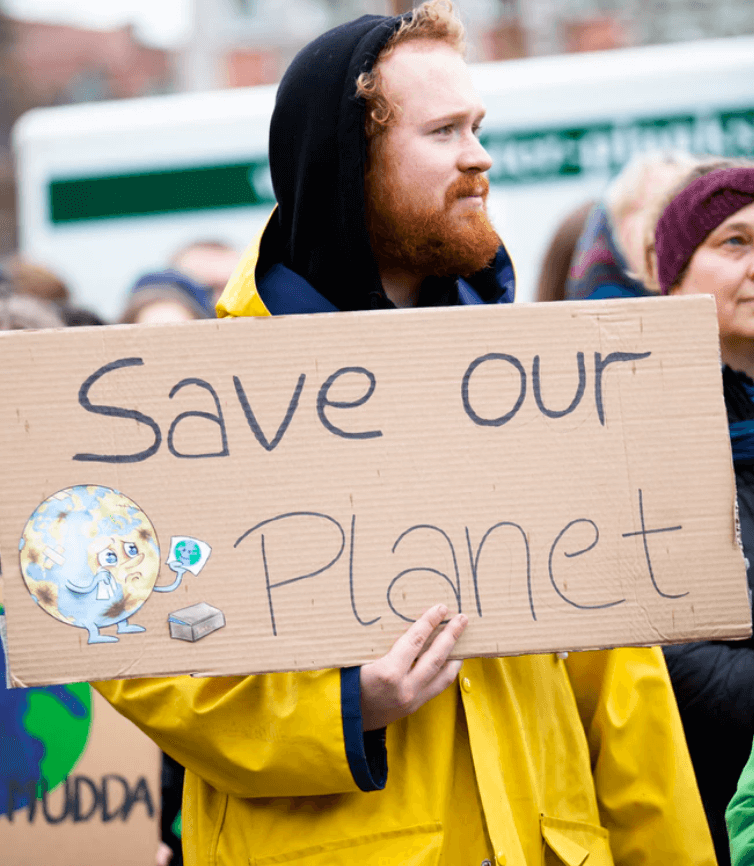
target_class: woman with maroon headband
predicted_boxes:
[653,162,754,866]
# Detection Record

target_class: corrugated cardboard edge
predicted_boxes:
[0,613,11,690]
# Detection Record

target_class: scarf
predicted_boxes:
[730,376,754,465]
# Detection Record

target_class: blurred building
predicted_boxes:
[177,0,754,90]
[0,15,173,254]
[0,0,752,257]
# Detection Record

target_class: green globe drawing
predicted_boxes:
[174,539,202,568]
[0,613,92,812]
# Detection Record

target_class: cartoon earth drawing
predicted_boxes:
[19,485,161,644]
[174,539,202,569]
[0,619,92,815]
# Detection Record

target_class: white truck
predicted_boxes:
[12,33,754,320]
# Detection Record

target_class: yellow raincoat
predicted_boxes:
[94,237,716,866]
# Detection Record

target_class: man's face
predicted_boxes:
[365,39,500,278]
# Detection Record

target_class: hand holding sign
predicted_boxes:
[360,604,468,731]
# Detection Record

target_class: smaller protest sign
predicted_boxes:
[1,588,160,863]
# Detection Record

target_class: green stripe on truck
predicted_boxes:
[49,160,274,224]
[47,108,754,224]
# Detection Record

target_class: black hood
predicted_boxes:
[262,14,402,312]
[260,13,513,312]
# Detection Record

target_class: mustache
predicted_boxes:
[446,173,490,203]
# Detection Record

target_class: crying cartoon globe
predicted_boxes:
[19,485,162,644]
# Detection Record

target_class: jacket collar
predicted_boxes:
[217,212,514,318]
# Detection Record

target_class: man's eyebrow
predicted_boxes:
[424,108,487,127]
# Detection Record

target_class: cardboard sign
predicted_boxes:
[0,295,749,687]
[1,604,160,862]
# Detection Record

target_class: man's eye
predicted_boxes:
[434,124,454,135]
[472,124,483,137]
[98,550,118,567]
[125,542,139,557]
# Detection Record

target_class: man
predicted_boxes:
[95,4,716,864]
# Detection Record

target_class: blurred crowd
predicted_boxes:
[6,151,754,866]
[0,238,241,333]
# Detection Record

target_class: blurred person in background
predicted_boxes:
[158,752,184,866]
[3,253,70,305]
[119,270,216,325]
[0,290,64,330]
[3,253,106,325]
[59,306,106,327]
[650,159,754,866]
[564,150,698,300]
[169,240,240,307]
[534,199,595,301]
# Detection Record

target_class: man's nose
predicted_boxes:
[458,132,493,173]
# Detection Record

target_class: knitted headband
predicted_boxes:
[655,167,754,294]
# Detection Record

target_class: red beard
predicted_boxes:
[366,163,501,279]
